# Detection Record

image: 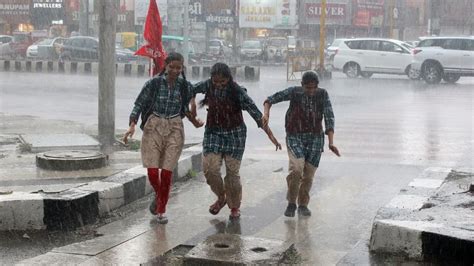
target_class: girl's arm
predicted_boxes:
[262,124,282,151]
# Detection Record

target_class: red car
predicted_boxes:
[10,32,33,58]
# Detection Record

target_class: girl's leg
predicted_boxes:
[203,153,226,214]
[298,162,317,207]
[147,168,160,215]
[224,155,242,209]
[223,155,242,218]
[286,150,305,204]
[157,169,173,214]
[285,150,305,217]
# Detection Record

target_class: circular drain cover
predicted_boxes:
[37,150,108,171]
[43,150,103,159]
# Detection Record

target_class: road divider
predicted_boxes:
[0,60,260,81]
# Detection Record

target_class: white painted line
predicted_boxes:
[386,195,427,210]
[424,167,451,173]
[408,178,444,189]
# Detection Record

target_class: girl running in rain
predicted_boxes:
[263,71,340,217]
[123,52,203,224]
[192,62,281,220]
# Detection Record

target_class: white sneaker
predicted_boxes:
[157,214,168,224]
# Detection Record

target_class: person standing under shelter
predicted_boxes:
[262,71,340,217]
[123,52,203,224]
[192,62,281,220]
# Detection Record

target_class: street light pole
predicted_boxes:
[183,0,189,66]
[316,0,331,80]
[98,0,116,153]
[319,0,326,71]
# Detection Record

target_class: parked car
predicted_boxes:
[240,39,264,61]
[265,37,288,62]
[0,35,12,44]
[161,35,195,57]
[10,32,33,58]
[60,36,138,63]
[0,35,13,59]
[325,38,346,65]
[411,36,474,84]
[208,38,232,58]
[60,36,98,61]
[36,37,67,60]
[332,38,415,79]
[115,44,137,63]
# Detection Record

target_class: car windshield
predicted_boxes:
[208,40,221,47]
[36,39,53,45]
[243,41,261,49]
[13,34,28,42]
[268,39,286,47]
[330,39,343,47]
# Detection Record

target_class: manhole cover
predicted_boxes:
[43,150,103,159]
[36,150,108,171]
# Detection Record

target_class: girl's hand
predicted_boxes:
[123,124,136,144]
[262,124,282,151]
[328,144,340,157]
[193,118,205,128]
[270,134,282,151]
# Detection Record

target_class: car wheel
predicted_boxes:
[443,73,461,83]
[422,62,442,84]
[345,62,360,78]
[407,65,421,80]
[360,72,373,78]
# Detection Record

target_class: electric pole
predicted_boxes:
[98,0,117,153]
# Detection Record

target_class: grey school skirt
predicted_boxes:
[141,114,184,170]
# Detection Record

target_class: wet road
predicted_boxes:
[1,68,472,167]
[1,69,473,264]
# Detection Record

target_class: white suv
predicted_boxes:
[411,36,474,84]
[333,38,415,78]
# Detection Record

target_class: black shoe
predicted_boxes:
[284,203,297,217]
[297,205,311,217]
[149,199,157,215]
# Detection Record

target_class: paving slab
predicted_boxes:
[19,133,101,152]
[369,169,474,263]
[184,234,289,265]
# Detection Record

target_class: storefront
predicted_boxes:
[0,0,32,34]
[352,0,385,37]
[30,0,66,31]
[298,0,352,43]
[239,0,298,39]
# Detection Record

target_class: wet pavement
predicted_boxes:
[1,68,473,264]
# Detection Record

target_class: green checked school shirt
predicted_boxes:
[130,75,192,125]
[192,79,263,160]
[266,86,335,167]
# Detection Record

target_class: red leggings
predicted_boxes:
[147,168,173,214]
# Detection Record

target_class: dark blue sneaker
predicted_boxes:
[284,203,297,217]
[297,205,312,217]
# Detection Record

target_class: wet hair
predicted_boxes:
[210,62,233,81]
[302,71,319,85]
[200,62,238,107]
[158,52,187,80]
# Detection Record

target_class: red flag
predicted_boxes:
[135,0,166,76]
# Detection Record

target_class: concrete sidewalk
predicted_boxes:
[2,113,473,264]
[0,113,202,231]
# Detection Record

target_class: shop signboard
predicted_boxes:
[239,0,277,28]
[31,0,65,27]
[0,0,30,25]
[353,0,384,27]
[274,0,298,29]
[303,1,348,25]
